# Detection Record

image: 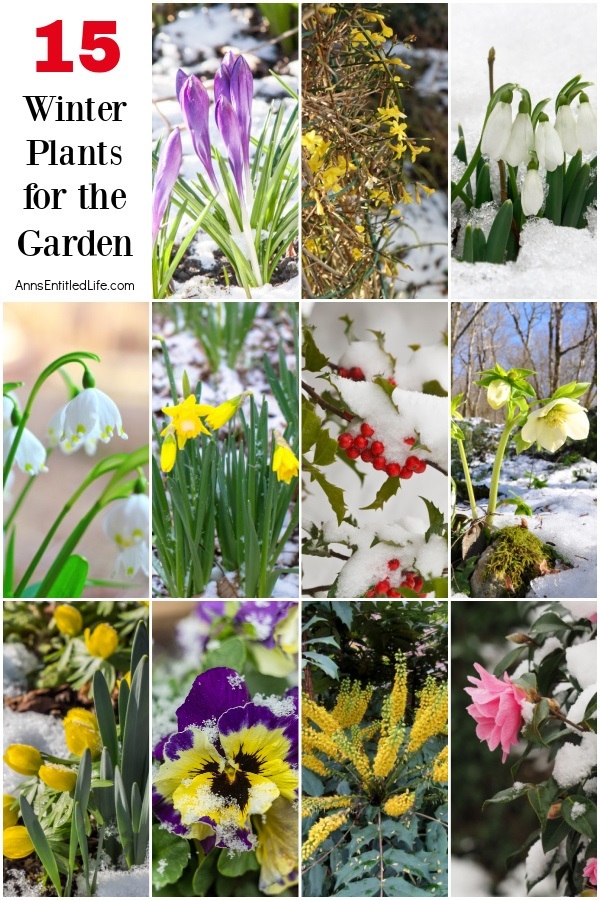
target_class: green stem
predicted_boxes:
[486,417,518,526]
[457,439,478,519]
[36,504,102,597]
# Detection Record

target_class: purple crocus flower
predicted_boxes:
[151,128,182,244]
[230,56,253,176]
[215,95,246,200]
[177,69,219,190]
[213,50,236,105]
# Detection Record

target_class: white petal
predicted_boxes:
[535,420,567,452]
[504,114,534,167]
[93,389,127,442]
[535,122,564,172]
[521,170,544,216]
[481,102,513,160]
[4,427,48,475]
[555,106,578,156]
[564,406,590,440]
[577,102,597,155]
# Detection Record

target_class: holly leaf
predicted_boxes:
[422,379,448,397]
[313,427,339,466]
[303,326,329,371]
[304,460,347,525]
[420,497,446,543]
[302,398,322,453]
[361,476,401,511]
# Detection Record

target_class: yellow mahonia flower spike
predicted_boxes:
[332,679,373,728]
[302,795,357,818]
[302,697,341,735]
[302,752,329,777]
[432,745,448,783]
[302,809,350,861]
[407,679,448,753]
[384,790,415,817]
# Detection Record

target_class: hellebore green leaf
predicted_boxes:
[550,381,590,401]
[303,326,329,371]
[152,824,190,889]
[515,431,534,455]
[486,200,513,263]
[19,796,63,896]
[93,670,119,769]
[561,796,597,839]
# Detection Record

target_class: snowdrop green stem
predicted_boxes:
[457,439,478,520]
[485,416,519,526]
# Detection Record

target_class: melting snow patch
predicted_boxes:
[553,732,596,788]
[3,644,38,697]
[565,640,597,689]
[3,709,68,794]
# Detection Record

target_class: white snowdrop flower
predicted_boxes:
[535,115,564,171]
[521,168,544,216]
[503,103,534,167]
[487,379,511,410]
[555,102,579,156]
[3,427,48,476]
[59,388,127,447]
[104,494,149,549]
[577,94,597,155]
[481,97,513,161]
[521,398,589,451]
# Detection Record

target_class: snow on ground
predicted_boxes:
[3,708,69,794]
[3,644,38,698]
[450,856,491,897]
[454,423,597,597]
[450,3,597,299]
[153,4,298,299]
[76,862,149,897]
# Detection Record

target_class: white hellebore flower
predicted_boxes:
[521,398,589,452]
[481,96,513,161]
[59,388,127,448]
[104,494,149,578]
[487,379,511,410]
[555,102,578,157]
[535,115,564,172]
[48,408,99,455]
[503,103,534,167]
[3,427,48,476]
[521,168,544,217]
[577,94,597,155]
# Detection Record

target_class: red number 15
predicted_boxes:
[36,20,120,73]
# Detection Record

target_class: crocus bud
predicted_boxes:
[503,100,534,167]
[521,166,544,216]
[230,56,253,176]
[487,379,511,410]
[481,91,513,161]
[177,71,219,190]
[151,128,182,244]
[577,93,597,155]
[535,114,564,171]
[555,98,578,156]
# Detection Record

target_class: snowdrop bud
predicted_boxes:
[481,91,513,161]
[535,113,564,172]
[521,166,544,217]
[487,379,511,410]
[554,98,578,156]
[577,93,597,155]
[503,100,534,167]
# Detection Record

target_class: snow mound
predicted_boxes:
[3,644,38,697]
[3,709,69,794]
[78,863,149,897]
[565,639,597,689]
[553,732,596,788]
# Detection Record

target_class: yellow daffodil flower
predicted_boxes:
[3,796,18,829]
[272,431,299,484]
[64,708,102,760]
[161,395,212,449]
[203,391,252,431]
[3,744,42,776]
[84,623,118,659]
[39,763,77,793]
[54,604,83,637]
[3,826,34,859]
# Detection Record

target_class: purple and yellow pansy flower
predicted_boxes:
[153,667,298,894]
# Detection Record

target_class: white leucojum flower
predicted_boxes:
[555,102,579,156]
[481,98,513,161]
[3,427,48,476]
[521,168,544,216]
[47,408,99,455]
[577,94,597,155]
[521,398,589,452]
[104,494,149,578]
[487,380,511,410]
[535,115,564,171]
[59,388,127,448]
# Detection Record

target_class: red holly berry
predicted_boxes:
[339,368,349,378]
[404,573,416,586]
[371,441,385,456]
[373,456,386,471]
[361,423,375,437]
[399,580,412,589]
[353,435,368,450]
[413,576,424,592]
[361,449,374,463]
[404,436,416,446]
[346,447,360,460]
[375,580,390,594]
[388,378,397,386]
[387,558,400,571]
[338,433,354,450]
[418,593,427,598]
[349,366,365,381]
[387,588,401,597]
[399,467,413,480]
[413,459,427,474]
[386,463,401,478]
[365,589,375,597]
[405,456,421,472]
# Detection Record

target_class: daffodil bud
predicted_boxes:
[54,604,83,636]
[555,98,578,156]
[481,93,513,161]
[84,623,118,659]
[535,113,564,172]
[3,744,43,776]
[3,795,18,829]
[203,390,253,431]
[521,166,544,217]
[577,93,597,155]
[487,379,511,410]
[63,708,102,759]
[160,426,177,473]
[3,826,34,859]
[39,763,77,793]
[503,100,534,167]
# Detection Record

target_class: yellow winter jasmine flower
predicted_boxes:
[203,390,253,431]
[39,763,77,793]
[302,131,331,173]
[318,5,337,15]
[3,826,34,859]
[408,142,431,163]
[160,424,177,472]
[54,604,83,636]
[370,188,392,206]
[398,184,414,204]
[64,708,102,759]
[3,744,42,776]
[389,121,408,139]
[3,796,18,829]
[521,398,589,452]
[377,105,406,122]
[272,431,299,484]
[161,395,211,449]
[84,623,118,659]
[351,248,363,260]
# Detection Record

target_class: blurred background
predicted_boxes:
[3,302,149,598]
[451,600,559,897]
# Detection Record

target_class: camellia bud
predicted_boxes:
[506,632,534,645]
[547,802,562,819]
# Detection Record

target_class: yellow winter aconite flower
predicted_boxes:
[64,708,102,760]
[432,745,448,783]
[3,826,35,859]
[272,432,299,483]
[407,678,448,753]
[203,390,252,431]
[302,809,350,861]
[54,604,83,636]
[84,623,118,659]
[3,796,18,829]
[3,744,42,776]
[39,763,77,793]
[384,790,415,817]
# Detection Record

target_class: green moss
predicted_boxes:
[483,526,557,597]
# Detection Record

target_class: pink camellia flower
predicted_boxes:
[583,858,597,887]
[465,663,527,762]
